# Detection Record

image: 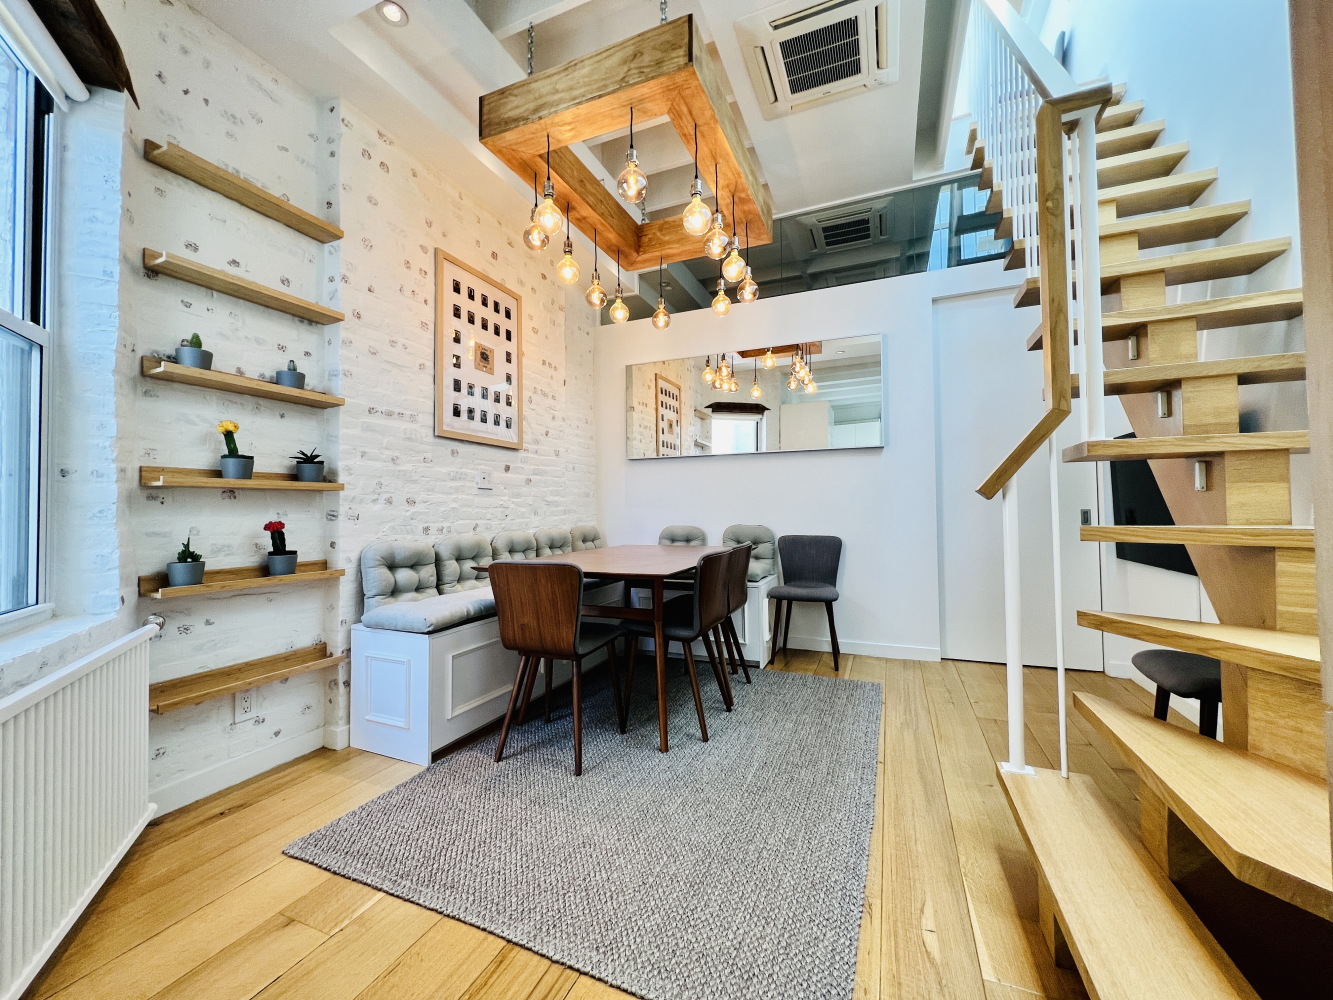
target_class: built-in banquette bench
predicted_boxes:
[350,528,616,765]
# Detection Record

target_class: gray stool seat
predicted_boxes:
[1131,648,1222,739]
[769,583,839,603]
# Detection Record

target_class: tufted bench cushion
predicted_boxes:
[659,524,706,546]
[722,524,777,581]
[535,527,573,557]
[491,530,538,561]
[360,587,497,634]
[570,525,606,551]
[435,535,493,593]
[361,541,439,612]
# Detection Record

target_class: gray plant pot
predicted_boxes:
[174,346,213,370]
[267,552,298,576]
[275,369,306,389]
[293,461,324,483]
[220,455,254,480]
[166,561,206,587]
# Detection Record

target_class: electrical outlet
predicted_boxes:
[235,688,255,722]
[477,470,492,490]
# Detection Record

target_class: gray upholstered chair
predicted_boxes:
[535,527,574,557]
[491,530,538,561]
[1131,649,1222,739]
[658,525,706,546]
[768,535,843,671]
[360,541,439,612]
[434,535,493,593]
[722,524,776,581]
[570,525,606,551]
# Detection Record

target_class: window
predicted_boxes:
[0,33,53,625]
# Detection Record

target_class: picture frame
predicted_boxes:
[655,373,682,457]
[434,248,523,450]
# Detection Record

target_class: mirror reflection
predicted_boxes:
[626,334,883,459]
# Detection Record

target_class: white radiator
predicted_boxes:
[0,624,158,1000]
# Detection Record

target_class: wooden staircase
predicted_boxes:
[972,83,1331,999]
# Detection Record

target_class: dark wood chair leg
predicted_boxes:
[681,643,709,742]
[543,654,553,723]
[1153,685,1171,721]
[605,641,625,733]
[571,657,584,776]
[495,655,533,763]
[782,600,794,654]
[622,637,636,733]
[518,653,542,724]
[701,629,733,710]
[725,618,752,684]
[825,602,840,672]
[712,627,736,706]
[1198,698,1219,740]
[767,599,783,666]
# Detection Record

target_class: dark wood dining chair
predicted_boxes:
[622,549,734,742]
[490,561,625,776]
[718,544,753,685]
[768,534,843,671]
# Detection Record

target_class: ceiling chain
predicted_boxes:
[527,22,534,76]
[660,0,667,24]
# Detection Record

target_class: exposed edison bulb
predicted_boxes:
[702,357,714,383]
[557,239,579,284]
[712,281,730,316]
[585,271,607,308]
[750,379,761,399]
[802,371,812,386]
[730,377,739,392]
[737,269,758,303]
[717,358,731,380]
[536,186,563,236]
[651,297,670,330]
[682,179,712,236]
[609,290,630,324]
[787,374,799,391]
[617,148,647,204]
[805,379,818,394]
[523,208,548,251]
[703,213,729,259]
[722,239,746,282]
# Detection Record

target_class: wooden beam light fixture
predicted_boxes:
[480,15,772,270]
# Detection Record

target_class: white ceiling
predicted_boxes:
[185,0,948,275]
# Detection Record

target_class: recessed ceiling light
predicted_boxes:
[376,1,409,26]
[837,350,845,354]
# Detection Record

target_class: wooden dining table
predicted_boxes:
[533,544,730,752]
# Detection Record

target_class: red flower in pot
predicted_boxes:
[263,521,297,576]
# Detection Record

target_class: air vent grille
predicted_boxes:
[820,215,872,248]
[778,16,862,95]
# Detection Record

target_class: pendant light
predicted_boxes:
[718,354,731,380]
[750,359,761,398]
[703,165,729,260]
[556,203,579,283]
[523,171,548,251]
[722,193,745,282]
[617,108,648,205]
[535,136,564,236]
[609,249,630,323]
[710,260,730,316]
[651,257,670,330]
[702,355,714,383]
[682,124,712,236]
[585,228,607,308]
[737,223,758,302]
[787,373,799,391]
[762,349,774,367]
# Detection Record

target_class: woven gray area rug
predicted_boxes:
[285,666,881,1000]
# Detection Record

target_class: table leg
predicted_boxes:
[654,577,668,753]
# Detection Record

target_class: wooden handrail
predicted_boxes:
[976,0,1080,100]
[977,101,1073,499]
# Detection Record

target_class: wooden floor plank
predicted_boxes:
[146,915,327,1000]
[353,917,507,1000]
[563,978,635,1000]
[282,878,382,936]
[881,660,987,1000]
[457,945,558,1000]
[854,674,885,1000]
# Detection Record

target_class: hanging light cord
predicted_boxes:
[731,193,736,238]
[714,164,719,212]
[545,134,551,187]
[532,171,538,208]
[593,227,598,269]
[565,202,571,238]
[693,123,699,182]
[629,107,634,150]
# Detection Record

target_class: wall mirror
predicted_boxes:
[626,334,884,459]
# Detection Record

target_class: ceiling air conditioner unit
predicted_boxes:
[736,0,900,121]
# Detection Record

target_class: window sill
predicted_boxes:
[0,602,54,638]
[0,612,124,698]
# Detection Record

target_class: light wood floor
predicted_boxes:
[23,654,1189,1000]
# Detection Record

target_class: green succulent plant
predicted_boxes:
[291,449,322,464]
[188,333,202,348]
[286,360,298,371]
[176,538,202,563]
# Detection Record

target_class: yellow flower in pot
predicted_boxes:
[217,420,254,480]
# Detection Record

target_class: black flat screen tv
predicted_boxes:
[1107,433,1197,576]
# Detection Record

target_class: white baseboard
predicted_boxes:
[323,724,349,750]
[151,727,327,815]
[781,635,941,661]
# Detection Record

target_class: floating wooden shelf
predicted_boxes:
[139,467,345,491]
[139,560,344,600]
[1081,524,1315,548]
[142,249,344,326]
[1075,693,1332,921]
[140,356,345,408]
[144,140,344,244]
[149,642,344,713]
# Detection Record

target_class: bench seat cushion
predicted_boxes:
[361,588,497,634]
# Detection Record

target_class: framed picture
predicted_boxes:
[656,373,682,456]
[434,248,522,450]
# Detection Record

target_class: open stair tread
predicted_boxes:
[1101,168,1217,217]
[999,766,1261,1000]
[1098,99,1145,133]
[1063,430,1308,462]
[1070,352,1306,396]
[1101,288,1304,338]
[1096,119,1167,158]
[1073,692,1332,920]
[1080,523,1314,547]
[1097,141,1189,188]
[1075,609,1320,683]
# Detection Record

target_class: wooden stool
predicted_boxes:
[1130,648,1222,739]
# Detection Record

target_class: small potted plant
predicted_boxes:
[175,333,212,370]
[217,420,254,480]
[291,448,324,482]
[166,538,206,587]
[276,359,305,389]
[264,520,297,576]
